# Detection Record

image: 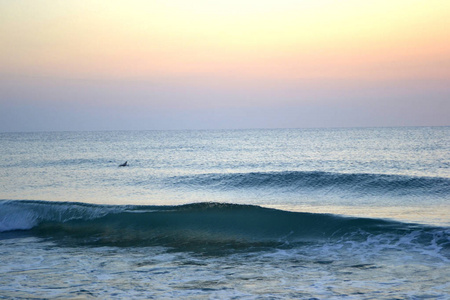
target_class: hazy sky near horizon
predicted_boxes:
[1,0,449,131]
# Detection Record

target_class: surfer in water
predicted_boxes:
[119,161,128,167]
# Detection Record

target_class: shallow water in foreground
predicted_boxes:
[1,219,449,299]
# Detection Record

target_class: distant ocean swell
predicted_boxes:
[1,201,448,257]
[169,171,450,196]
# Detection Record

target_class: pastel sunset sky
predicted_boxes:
[1,0,449,131]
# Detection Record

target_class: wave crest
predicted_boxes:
[170,171,450,197]
[1,201,448,256]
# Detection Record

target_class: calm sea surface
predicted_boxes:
[1,127,449,298]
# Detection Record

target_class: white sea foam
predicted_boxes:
[0,200,125,232]
[1,234,449,299]
[0,203,38,232]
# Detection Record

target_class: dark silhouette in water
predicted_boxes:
[119,161,128,167]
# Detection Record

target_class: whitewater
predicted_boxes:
[1,127,449,298]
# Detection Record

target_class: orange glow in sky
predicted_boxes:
[1,0,449,131]
[1,0,449,82]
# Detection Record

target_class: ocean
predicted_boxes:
[0,127,449,299]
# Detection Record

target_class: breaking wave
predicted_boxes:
[1,200,448,257]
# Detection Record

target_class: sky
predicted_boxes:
[1,0,449,131]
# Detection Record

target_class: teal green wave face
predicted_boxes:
[1,200,447,255]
